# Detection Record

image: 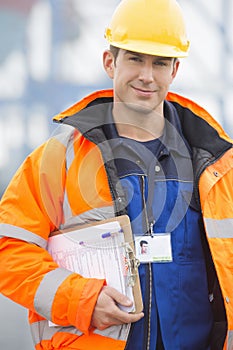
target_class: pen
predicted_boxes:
[101,232,111,239]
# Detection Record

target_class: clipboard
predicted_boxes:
[49,215,143,314]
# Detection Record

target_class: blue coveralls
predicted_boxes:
[104,101,213,350]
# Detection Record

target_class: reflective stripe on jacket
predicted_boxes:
[0,89,232,350]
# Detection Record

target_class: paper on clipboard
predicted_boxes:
[47,215,143,318]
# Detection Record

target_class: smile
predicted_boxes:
[132,86,156,97]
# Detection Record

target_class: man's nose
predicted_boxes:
[138,63,154,83]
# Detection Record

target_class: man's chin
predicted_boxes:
[124,102,153,115]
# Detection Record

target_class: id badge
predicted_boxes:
[135,233,173,263]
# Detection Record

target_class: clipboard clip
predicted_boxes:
[124,243,140,287]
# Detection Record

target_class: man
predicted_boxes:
[0,0,232,349]
[140,240,149,255]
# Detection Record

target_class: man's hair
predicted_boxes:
[109,45,120,63]
[140,240,148,247]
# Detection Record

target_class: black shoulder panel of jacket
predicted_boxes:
[171,101,232,158]
[61,101,112,143]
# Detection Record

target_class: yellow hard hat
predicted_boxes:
[105,0,190,58]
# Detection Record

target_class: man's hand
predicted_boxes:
[91,286,144,330]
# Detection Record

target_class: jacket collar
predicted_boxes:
[54,89,232,157]
[103,100,192,160]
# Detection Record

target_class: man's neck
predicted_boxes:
[112,103,165,142]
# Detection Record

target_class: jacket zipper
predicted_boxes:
[141,175,153,350]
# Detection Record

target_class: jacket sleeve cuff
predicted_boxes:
[75,279,106,334]
[68,277,105,334]
[51,273,105,331]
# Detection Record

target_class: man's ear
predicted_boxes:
[171,59,180,81]
[103,50,115,79]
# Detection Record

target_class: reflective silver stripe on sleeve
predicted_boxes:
[62,135,75,222]
[30,320,82,346]
[34,268,73,320]
[63,190,73,223]
[0,223,47,248]
[204,218,233,238]
[227,330,233,350]
[94,323,130,341]
[60,206,115,230]
[59,128,116,227]
[30,321,129,346]
[52,124,75,147]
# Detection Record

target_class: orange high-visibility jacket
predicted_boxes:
[0,89,232,350]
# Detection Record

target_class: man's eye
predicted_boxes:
[154,61,168,66]
[129,56,142,62]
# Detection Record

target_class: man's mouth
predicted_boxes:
[132,86,157,97]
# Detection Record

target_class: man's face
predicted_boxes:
[141,243,148,254]
[103,49,179,115]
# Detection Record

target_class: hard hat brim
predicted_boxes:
[106,37,190,58]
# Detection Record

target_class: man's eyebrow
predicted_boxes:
[155,57,173,61]
[124,50,142,56]
[124,51,173,60]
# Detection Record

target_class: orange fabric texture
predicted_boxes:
[67,136,113,215]
[0,237,105,331]
[0,237,58,310]
[51,274,105,331]
[199,148,233,219]
[35,331,126,350]
[199,148,233,335]
[0,123,110,347]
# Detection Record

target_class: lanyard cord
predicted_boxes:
[145,159,158,235]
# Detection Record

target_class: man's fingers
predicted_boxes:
[103,286,144,322]
[109,304,144,324]
[91,286,144,330]
[95,308,144,330]
[105,286,133,307]
[97,311,144,330]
